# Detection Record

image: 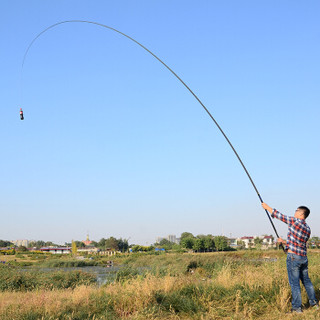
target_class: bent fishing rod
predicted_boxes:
[21,20,283,249]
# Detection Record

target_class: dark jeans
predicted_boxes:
[286,252,317,310]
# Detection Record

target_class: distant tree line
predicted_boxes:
[0,240,12,247]
[0,234,231,253]
[4,235,320,253]
[96,237,129,252]
[155,232,231,252]
[28,241,59,248]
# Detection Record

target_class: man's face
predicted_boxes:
[294,208,305,219]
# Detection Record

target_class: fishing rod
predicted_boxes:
[20,20,283,249]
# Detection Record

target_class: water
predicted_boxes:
[23,266,121,286]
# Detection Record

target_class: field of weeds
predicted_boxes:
[1,250,320,319]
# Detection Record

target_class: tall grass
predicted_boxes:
[0,266,96,291]
[1,251,320,319]
[39,259,99,268]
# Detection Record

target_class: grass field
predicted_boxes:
[1,250,320,319]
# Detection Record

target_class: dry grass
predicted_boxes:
[1,251,320,319]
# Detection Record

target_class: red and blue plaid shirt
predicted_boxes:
[271,209,310,256]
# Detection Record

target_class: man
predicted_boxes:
[262,203,318,313]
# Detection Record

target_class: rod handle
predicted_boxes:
[258,194,286,253]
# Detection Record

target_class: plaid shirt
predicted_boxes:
[271,209,310,256]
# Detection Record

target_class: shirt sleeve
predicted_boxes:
[271,209,294,225]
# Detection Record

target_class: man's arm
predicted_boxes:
[261,202,292,225]
[262,202,273,214]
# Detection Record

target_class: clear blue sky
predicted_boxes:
[1,1,319,245]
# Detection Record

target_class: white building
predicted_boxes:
[168,235,181,244]
[167,235,176,243]
[40,247,71,254]
[12,239,30,247]
[156,235,180,245]
[77,247,100,254]
[261,235,274,247]
[239,236,255,249]
[234,235,274,249]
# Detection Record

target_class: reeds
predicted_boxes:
[1,251,320,319]
[0,267,96,291]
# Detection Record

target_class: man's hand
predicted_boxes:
[261,202,273,214]
[277,237,286,245]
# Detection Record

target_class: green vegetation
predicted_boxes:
[0,248,15,255]
[155,232,232,252]
[0,240,13,247]
[39,259,99,268]
[0,266,96,291]
[97,237,129,251]
[3,241,320,319]
[2,250,320,319]
[115,266,140,282]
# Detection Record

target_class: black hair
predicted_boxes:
[298,206,310,219]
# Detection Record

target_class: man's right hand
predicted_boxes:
[261,202,273,214]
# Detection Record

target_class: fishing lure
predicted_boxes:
[19,108,24,120]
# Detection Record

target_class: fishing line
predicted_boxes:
[20,20,282,245]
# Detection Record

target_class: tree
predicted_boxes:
[214,236,228,251]
[45,241,58,247]
[98,238,106,249]
[254,237,263,249]
[74,241,85,248]
[159,239,174,250]
[0,240,13,247]
[91,241,99,248]
[28,240,46,249]
[72,240,77,256]
[131,245,154,252]
[237,240,245,250]
[105,237,119,251]
[180,232,195,241]
[37,241,46,247]
[118,238,129,252]
[180,237,195,250]
[17,246,28,252]
[204,235,215,252]
[131,245,142,252]
[193,238,205,252]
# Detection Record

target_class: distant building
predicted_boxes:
[168,235,177,244]
[156,235,180,245]
[261,235,274,247]
[230,235,275,249]
[240,236,255,249]
[77,247,100,254]
[83,234,93,246]
[40,247,71,254]
[12,239,30,247]
[228,238,238,248]
[156,237,165,244]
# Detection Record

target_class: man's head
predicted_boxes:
[294,206,310,219]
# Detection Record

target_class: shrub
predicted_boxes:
[0,266,96,291]
[186,260,199,272]
[0,249,15,255]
